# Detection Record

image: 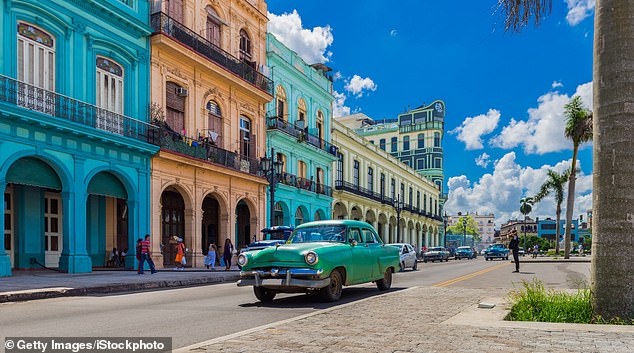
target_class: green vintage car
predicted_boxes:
[237,220,400,302]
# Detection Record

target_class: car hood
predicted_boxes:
[252,242,341,263]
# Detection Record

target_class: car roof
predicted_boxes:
[295,220,375,229]
[386,243,410,246]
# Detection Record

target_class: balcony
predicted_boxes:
[0,74,159,145]
[158,128,262,176]
[150,12,273,95]
[267,117,338,156]
[279,172,333,197]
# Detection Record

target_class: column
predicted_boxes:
[0,181,11,276]
[192,207,203,268]
[58,191,92,273]
[184,208,194,267]
[125,200,138,270]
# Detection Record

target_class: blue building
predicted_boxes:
[537,218,579,243]
[265,33,337,226]
[0,0,158,276]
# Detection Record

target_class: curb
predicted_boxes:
[0,274,240,303]
[512,259,591,263]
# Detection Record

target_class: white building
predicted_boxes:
[448,212,496,243]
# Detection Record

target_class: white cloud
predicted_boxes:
[450,109,501,150]
[333,71,343,81]
[333,91,350,117]
[475,153,491,168]
[344,75,377,98]
[552,81,563,89]
[490,82,592,154]
[390,29,398,37]
[565,0,595,26]
[445,152,593,227]
[268,10,334,64]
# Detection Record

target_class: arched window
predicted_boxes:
[17,22,55,91]
[96,57,124,134]
[205,6,222,47]
[239,29,252,62]
[276,85,287,120]
[166,82,186,133]
[206,100,223,147]
[297,98,307,128]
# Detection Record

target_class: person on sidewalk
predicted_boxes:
[138,234,157,275]
[207,242,217,270]
[223,238,234,271]
[175,238,186,271]
[509,230,520,273]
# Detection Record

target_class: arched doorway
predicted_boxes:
[161,189,185,266]
[295,206,307,226]
[236,199,251,249]
[333,202,347,220]
[350,206,362,221]
[314,209,326,221]
[365,209,376,228]
[378,213,388,243]
[274,201,289,226]
[202,195,220,255]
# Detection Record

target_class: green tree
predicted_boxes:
[533,169,570,255]
[446,215,481,243]
[520,197,534,251]
[501,0,634,322]
[562,96,593,260]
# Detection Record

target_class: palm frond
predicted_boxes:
[499,0,552,32]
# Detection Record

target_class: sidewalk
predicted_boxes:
[0,267,240,303]
[181,286,634,353]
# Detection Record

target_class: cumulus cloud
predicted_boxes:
[268,10,334,64]
[552,81,563,89]
[450,109,501,150]
[390,29,398,37]
[565,0,595,26]
[444,152,593,227]
[490,82,592,154]
[475,153,491,168]
[333,71,343,81]
[344,75,377,98]
[333,91,350,117]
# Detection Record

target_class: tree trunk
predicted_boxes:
[564,145,579,259]
[555,205,561,255]
[591,0,634,321]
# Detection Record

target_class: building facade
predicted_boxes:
[498,218,537,243]
[0,0,158,276]
[537,218,579,243]
[448,212,496,243]
[149,0,272,267]
[265,33,336,227]
[331,120,442,250]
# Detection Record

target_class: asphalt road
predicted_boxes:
[0,258,590,349]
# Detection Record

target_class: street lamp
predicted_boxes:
[393,196,403,243]
[462,217,467,246]
[443,211,448,247]
[260,147,284,227]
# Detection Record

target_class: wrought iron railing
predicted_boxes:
[0,74,159,144]
[158,129,262,176]
[267,117,338,156]
[278,172,332,197]
[150,13,273,95]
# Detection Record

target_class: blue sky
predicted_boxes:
[267,0,595,226]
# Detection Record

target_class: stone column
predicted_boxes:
[58,191,92,273]
[0,181,11,276]
[184,208,195,267]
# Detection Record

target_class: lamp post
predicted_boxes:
[462,217,467,247]
[260,147,284,227]
[394,196,403,243]
[443,211,448,247]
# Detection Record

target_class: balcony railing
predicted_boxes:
[0,74,159,145]
[267,117,338,155]
[158,128,262,176]
[150,12,273,95]
[279,172,332,197]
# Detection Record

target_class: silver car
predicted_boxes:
[423,247,450,263]
[388,243,418,271]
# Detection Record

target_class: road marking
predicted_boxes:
[433,262,510,287]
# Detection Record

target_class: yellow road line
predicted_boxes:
[433,262,510,287]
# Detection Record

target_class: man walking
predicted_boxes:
[509,230,520,273]
[138,234,157,274]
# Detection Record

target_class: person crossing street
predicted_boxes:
[509,230,520,273]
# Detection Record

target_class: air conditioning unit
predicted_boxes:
[176,87,189,97]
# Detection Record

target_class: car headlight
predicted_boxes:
[305,251,318,265]
[237,253,248,266]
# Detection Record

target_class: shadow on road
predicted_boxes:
[239,286,407,310]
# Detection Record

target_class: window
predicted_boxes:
[367,167,374,191]
[295,207,305,226]
[380,173,385,197]
[417,158,425,170]
[379,139,386,151]
[434,158,442,169]
[239,29,252,62]
[298,160,307,179]
[349,228,362,243]
[205,6,221,47]
[403,136,410,151]
[96,57,124,134]
[336,152,344,182]
[353,160,360,187]
[316,110,324,141]
[168,0,183,22]
[391,178,395,200]
[417,133,424,149]
[276,153,286,172]
[400,183,405,201]
[206,100,223,147]
[297,98,306,128]
[276,85,287,120]
[409,187,413,206]
[417,191,420,209]
[316,167,324,186]
[369,140,374,145]
[18,23,55,90]
[434,132,441,147]
[362,229,377,243]
[424,194,427,212]
[166,82,185,133]
[239,116,253,159]
[391,137,397,152]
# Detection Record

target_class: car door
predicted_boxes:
[401,245,411,267]
[406,245,416,267]
[348,227,370,284]
[362,228,382,279]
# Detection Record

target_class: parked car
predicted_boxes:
[388,243,418,271]
[484,244,510,261]
[454,246,476,260]
[240,226,295,254]
[519,248,526,256]
[423,247,449,262]
[237,220,400,302]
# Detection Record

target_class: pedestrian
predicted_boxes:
[119,248,127,267]
[533,244,539,258]
[174,237,186,270]
[207,242,217,270]
[578,243,584,256]
[509,230,520,273]
[223,238,234,271]
[138,234,157,274]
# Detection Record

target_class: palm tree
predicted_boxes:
[562,96,592,259]
[533,170,570,255]
[501,0,634,323]
[520,196,534,251]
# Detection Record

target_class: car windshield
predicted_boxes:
[429,247,443,251]
[288,225,347,244]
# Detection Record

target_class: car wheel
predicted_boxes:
[424,260,428,263]
[253,287,276,302]
[413,260,418,271]
[376,267,393,291]
[445,258,449,262]
[320,269,343,302]
[505,256,509,260]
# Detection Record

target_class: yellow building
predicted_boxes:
[331,120,443,251]
[149,0,272,267]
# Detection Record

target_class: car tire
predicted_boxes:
[424,260,428,263]
[320,269,343,302]
[413,261,418,271]
[253,287,276,302]
[376,267,393,291]
[445,258,449,262]
[505,256,509,260]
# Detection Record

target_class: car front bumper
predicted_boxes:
[423,254,445,260]
[237,268,330,289]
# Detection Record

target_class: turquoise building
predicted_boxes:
[0,0,158,276]
[265,33,337,227]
